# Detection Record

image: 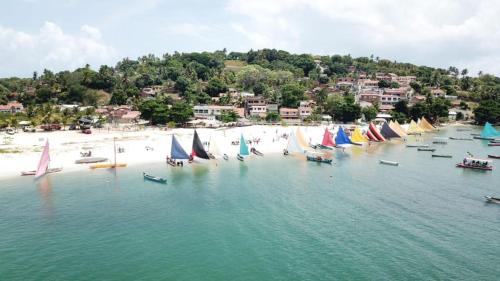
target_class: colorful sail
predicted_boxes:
[287,131,303,154]
[419,117,436,131]
[171,135,190,159]
[390,120,408,137]
[380,122,401,139]
[321,128,335,147]
[407,120,425,134]
[191,130,210,159]
[239,134,250,156]
[35,140,50,178]
[480,122,500,138]
[366,130,378,141]
[335,127,352,145]
[351,127,368,143]
[296,128,309,148]
[369,123,386,141]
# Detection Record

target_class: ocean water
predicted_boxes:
[1,127,499,281]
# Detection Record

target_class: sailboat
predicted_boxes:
[237,134,250,161]
[474,122,500,140]
[90,138,127,169]
[407,120,425,135]
[335,127,352,147]
[380,122,401,139]
[418,117,436,132]
[317,128,335,149]
[21,139,62,177]
[168,135,190,166]
[190,130,210,161]
[369,123,386,141]
[285,131,304,155]
[350,127,368,145]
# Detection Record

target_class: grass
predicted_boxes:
[0,148,22,154]
[224,60,246,72]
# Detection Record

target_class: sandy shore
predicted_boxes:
[0,125,332,180]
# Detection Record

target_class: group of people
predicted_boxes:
[166,156,184,166]
[463,158,489,168]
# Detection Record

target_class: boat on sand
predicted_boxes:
[379,160,399,166]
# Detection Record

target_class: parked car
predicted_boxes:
[22,126,36,132]
[82,128,92,134]
[41,124,61,131]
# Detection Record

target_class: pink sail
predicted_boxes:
[321,128,335,147]
[35,140,50,178]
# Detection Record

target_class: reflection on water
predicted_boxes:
[36,176,53,217]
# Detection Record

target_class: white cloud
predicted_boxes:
[0,22,116,77]
[226,0,500,75]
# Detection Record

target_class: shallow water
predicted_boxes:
[1,127,499,280]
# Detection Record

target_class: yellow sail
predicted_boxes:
[407,120,425,134]
[351,127,368,143]
[390,120,408,137]
[295,128,309,149]
[419,117,436,131]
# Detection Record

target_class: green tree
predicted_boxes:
[110,89,128,105]
[378,80,391,88]
[473,100,500,124]
[362,106,378,121]
[280,83,305,107]
[265,111,280,122]
[205,77,228,97]
[167,101,193,125]
[394,100,409,116]
[220,110,239,123]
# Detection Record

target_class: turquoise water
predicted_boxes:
[1,127,499,280]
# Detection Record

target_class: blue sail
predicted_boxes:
[171,135,190,159]
[240,134,250,156]
[480,122,500,138]
[335,127,352,145]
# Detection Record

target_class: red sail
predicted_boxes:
[321,128,335,147]
[366,130,378,141]
[369,123,386,141]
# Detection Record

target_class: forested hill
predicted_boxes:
[0,49,499,124]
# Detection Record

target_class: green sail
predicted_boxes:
[239,134,250,156]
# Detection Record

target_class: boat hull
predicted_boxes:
[488,155,500,159]
[456,163,492,170]
[485,196,500,204]
[432,154,452,158]
[143,172,167,184]
[418,148,436,152]
[237,154,245,161]
[75,157,108,164]
[379,160,399,166]
[21,167,63,176]
[306,156,332,164]
[488,143,500,146]
[90,163,127,169]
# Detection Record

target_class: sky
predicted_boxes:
[1,0,499,77]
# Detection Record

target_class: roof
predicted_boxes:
[121,111,141,119]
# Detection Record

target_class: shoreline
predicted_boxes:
[0,123,465,181]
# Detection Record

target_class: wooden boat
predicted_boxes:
[90,138,126,169]
[21,167,62,176]
[432,139,448,144]
[223,154,229,160]
[75,157,108,164]
[488,142,500,146]
[488,155,500,159]
[306,155,333,164]
[432,154,452,158]
[406,144,429,148]
[250,148,264,156]
[143,172,167,184]
[449,137,473,141]
[418,148,436,152]
[485,196,500,204]
[379,160,399,166]
[456,157,492,170]
[474,136,495,140]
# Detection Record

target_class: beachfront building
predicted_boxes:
[358,90,382,105]
[298,101,313,119]
[193,105,237,119]
[279,107,299,120]
[266,103,279,113]
[380,87,408,107]
[0,102,24,114]
[244,96,267,117]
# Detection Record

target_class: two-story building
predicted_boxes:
[193,105,237,120]
[279,107,299,120]
[381,87,408,107]
[0,102,24,114]
[298,101,313,119]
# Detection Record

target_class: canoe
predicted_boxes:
[488,143,500,146]
[89,163,127,169]
[75,157,108,164]
[317,144,335,150]
[251,148,264,156]
[432,154,452,158]
[306,155,333,164]
[432,141,447,144]
[21,167,63,176]
[406,144,429,148]
[490,140,500,143]
[418,148,436,152]
[449,137,473,141]
[473,136,495,140]
[485,196,500,204]
[455,163,492,171]
[380,160,399,166]
[143,172,167,184]
[488,155,500,159]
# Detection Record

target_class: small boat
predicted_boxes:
[90,138,127,169]
[456,128,471,132]
[432,154,452,158]
[488,155,500,159]
[474,136,495,140]
[485,196,500,204]
[418,148,436,152]
[237,154,245,161]
[488,142,500,146]
[21,167,62,176]
[306,155,333,164]
[449,137,473,141]
[223,154,229,160]
[490,140,500,143]
[432,138,448,144]
[456,157,493,171]
[75,157,108,164]
[237,134,250,162]
[283,149,289,156]
[250,147,264,156]
[143,172,167,184]
[208,152,216,159]
[380,160,399,166]
[406,144,429,148]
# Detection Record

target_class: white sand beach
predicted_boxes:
[0,125,331,180]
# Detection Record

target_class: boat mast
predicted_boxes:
[113,137,117,167]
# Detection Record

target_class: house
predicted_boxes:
[396,76,416,86]
[266,103,279,112]
[249,105,267,118]
[380,88,408,107]
[193,105,236,119]
[140,87,156,98]
[336,81,354,91]
[298,101,313,119]
[244,96,267,116]
[431,88,446,98]
[279,107,299,119]
[0,102,24,114]
[409,95,426,105]
[358,90,381,104]
[119,111,141,123]
[360,79,379,88]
